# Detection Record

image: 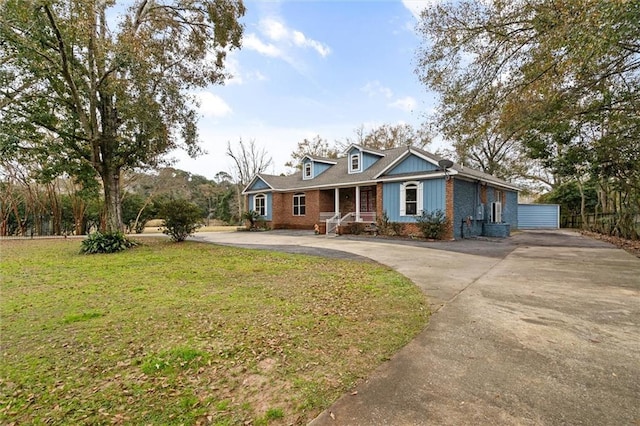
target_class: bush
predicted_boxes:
[416,209,449,240]
[160,199,203,242]
[255,219,270,230]
[376,211,404,236]
[80,231,138,254]
[350,222,366,235]
[242,210,261,229]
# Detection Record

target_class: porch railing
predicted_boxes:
[321,212,377,235]
[324,213,340,235]
[358,212,376,223]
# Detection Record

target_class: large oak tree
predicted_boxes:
[0,0,245,232]
[416,0,639,184]
[416,0,640,236]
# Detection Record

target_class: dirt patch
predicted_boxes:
[581,231,640,258]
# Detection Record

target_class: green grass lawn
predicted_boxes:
[0,238,429,425]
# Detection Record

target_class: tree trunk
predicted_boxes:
[577,179,586,230]
[101,167,124,233]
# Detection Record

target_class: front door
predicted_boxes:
[360,188,375,212]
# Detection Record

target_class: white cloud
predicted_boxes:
[261,18,288,41]
[401,0,439,20]
[243,33,282,58]
[254,17,331,58]
[196,91,232,118]
[250,70,268,82]
[291,30,331,57]
[223,55,269,85]
[361,81,394,99]
[224,57,243,85]
[389,96,417,112]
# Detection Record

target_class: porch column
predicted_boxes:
[355,186,361,221]
[334,188,340,216]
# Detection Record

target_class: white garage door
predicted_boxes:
[518,204,560,229]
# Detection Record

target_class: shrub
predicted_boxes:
[242,210,261,229]
[377,211,391,235]
[160,199,203,242]
[350,222,366,235]
[390,222,404,236]
[80,231,138,254]
[255,219,270,230]
[377,211,405,236]
[416,209,449,240]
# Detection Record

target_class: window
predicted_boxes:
[350,153,361,173]
[303,162,312,179]
[254,194,266,216]
[293,193,306,216]
[405,184,418,215]
[400,181,423,216]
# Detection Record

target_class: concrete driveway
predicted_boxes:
[193,230,640,425]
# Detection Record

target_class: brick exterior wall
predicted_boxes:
[269,190,321,230]
[444,178,454,240]
[376,183,384,219]
[339,188,356,215]
[319,190,334,213]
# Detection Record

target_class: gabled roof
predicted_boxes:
[301,154,337,165]
[242,144,519,194]
[244,174,274,192]
[343,143,386,157]
[374,146,445,179]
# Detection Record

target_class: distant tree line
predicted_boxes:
[0,164,240,237]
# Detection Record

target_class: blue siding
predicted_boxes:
[347,148,381,173]
[248,178,269,191]
[503,191,518,227]
[362,152,380,170]
[248,193,272,221]
[314,162,331,176]
[453,181,518,238]
[387,154,438,175]
[453,180,483,239]
[347,147,359,158]
[518,204,559,229]
[383,179,445,222]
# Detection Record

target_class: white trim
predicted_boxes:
[293,192,306,216]
[303,162,313,180]
[491,201,502,223]
[243,172,453,194]
[349,152,362,174]
[379,171,456,183]
[242,174,274,194]
[355,186,361,221]
[342,143,385,157]
[453,175,520,192]
[301,154,337,165]
[253,193,267,216]
[374,147,442,179]
[400,181,423,217]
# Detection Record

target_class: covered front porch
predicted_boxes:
[318,186,378,234]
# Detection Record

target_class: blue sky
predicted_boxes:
[171,0,438,179]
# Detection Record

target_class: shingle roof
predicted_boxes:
[244,145,519,193]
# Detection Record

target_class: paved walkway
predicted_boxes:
[193,230,640,425]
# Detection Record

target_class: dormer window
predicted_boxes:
[349,153,361,173]
[303,162,312,179]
